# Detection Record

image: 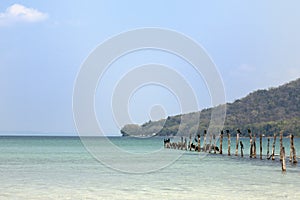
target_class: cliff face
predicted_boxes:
[121,78,300,137]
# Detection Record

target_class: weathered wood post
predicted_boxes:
[292,136,298,164]
[181,136,183,150]
[260,134,263,160]
[197,133,200,152]
[227,130,231,156]
[280,132,283,161]
[289,134,293,162]
[189,133,192,151]
[271,133,277,160]
[289,134,298,164]
[248,129,253,158]
[281,146,287,172]
[220,130,223,154]
[253,133,257,158]
[240,141,244,157]
[267,138,270,159]
[184,137,187,150]
[213,134,216,154]
[203,130,207,152]
[235,129,240,156]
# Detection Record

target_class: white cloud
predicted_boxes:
[0,4,48,26]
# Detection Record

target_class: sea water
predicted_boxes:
[0,136,299,199]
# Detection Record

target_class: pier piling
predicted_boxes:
[209,133,213,153]
[197,134,200,152]
[189,134,192,151]
[181,136,183,150]
[280,132,283,161]
[220,131,223,154]
[267,138,270,159]
[281,146,287,172]
[227,130,231,156]
[271,133,277,160]
[203,130,207,152]
[248,129,253,158]
[260,134,262,160]
[253,133,257,158]
[290,134,298,164]
[240,141,244,157]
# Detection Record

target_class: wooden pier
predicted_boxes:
[164,129,298,172]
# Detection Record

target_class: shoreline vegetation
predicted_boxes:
[121,78,300,137]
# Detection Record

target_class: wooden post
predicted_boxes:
[213,134,216,154]
[281,146,287,172]
[290,134,298,163]
[271,133,277,160]
[267,138,270,159]
[292,136,298,164]
[184,137,187,150]
[227,130,231,156]
[253,133,257,158]
[203,130,207,152]
[220,131,223,154]
[290,134,293,162]
[260,134,262,160]
[189,133,192,151]
[181,136,183,150]
[240,141,244,157]
[248,129,253,158]
[280,132,283,161]
[197,134,200,152]
[235,130,240,156]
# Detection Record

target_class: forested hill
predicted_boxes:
[121,78,300,137]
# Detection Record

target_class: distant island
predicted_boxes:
[121,78,300,137]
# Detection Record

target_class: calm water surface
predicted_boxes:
[0,136,299,199]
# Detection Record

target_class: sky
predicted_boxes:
[1,1,300,136]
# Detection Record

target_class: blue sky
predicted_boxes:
[1,1,300,135]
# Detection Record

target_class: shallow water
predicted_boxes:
[0,136,299,199]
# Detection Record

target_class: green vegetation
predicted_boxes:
[121,78,300,137]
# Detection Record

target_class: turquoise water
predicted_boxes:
[0,136,299,199]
